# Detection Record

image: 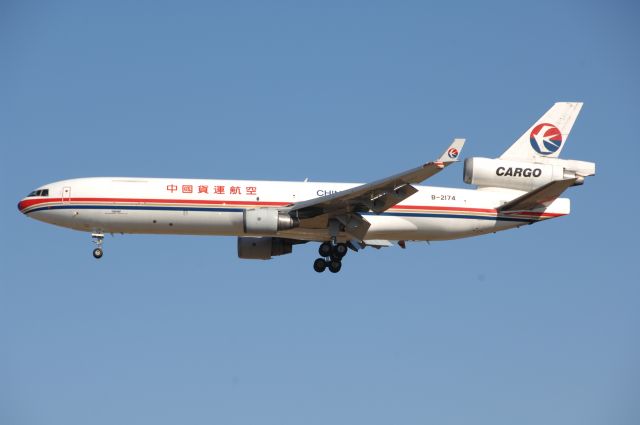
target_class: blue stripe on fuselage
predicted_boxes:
[25,203,536,223]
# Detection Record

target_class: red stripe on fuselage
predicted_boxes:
[18,197,290,210]
[393,204,496,213]
[19,196,565,218]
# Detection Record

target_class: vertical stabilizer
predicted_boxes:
[500,102,583,161]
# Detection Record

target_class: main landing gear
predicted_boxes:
[92,233,104,259]
[314,242,348,273]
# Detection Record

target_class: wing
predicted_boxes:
[285,139,465,239]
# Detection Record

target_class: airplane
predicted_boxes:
[18,102,595,273]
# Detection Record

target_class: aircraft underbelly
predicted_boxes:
[32,207,521,240]
[363,215,516,241]
[32,209,244,235]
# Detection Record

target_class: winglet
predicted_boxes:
[436,138,465,163]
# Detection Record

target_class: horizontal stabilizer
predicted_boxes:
[498,178,577,212]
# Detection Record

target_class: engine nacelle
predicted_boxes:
[463,157,575,191]
[243,208,298,235]
[237,237,294,260]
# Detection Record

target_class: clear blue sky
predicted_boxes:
[1,1,639,424]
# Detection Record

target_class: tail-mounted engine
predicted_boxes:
[463,157,594,191]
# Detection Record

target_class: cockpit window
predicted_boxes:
[27,189,49,197]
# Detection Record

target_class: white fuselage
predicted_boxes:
[18,177,569,242]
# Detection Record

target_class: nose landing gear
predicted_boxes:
[314,242,348,273]
[92,233,104,259]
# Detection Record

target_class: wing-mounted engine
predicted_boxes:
[243,208,299,235]
[237,237,301,260]
[463,157,595,191]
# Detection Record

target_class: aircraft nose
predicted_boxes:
[17,199,28,214]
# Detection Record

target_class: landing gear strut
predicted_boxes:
[314,242,348,273]
[92,233,104,259]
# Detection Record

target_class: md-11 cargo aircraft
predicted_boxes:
[18,102,595,273]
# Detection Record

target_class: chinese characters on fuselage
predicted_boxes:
[165,184,258,196]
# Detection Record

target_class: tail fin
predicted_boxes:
[500,102,583,161]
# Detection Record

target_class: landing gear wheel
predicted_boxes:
[330,244,347,261]
[91,232,105,260]
[313,258,327,273]
[318,242,332,257]
[328,260,342,273]
[335,243,348,258]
